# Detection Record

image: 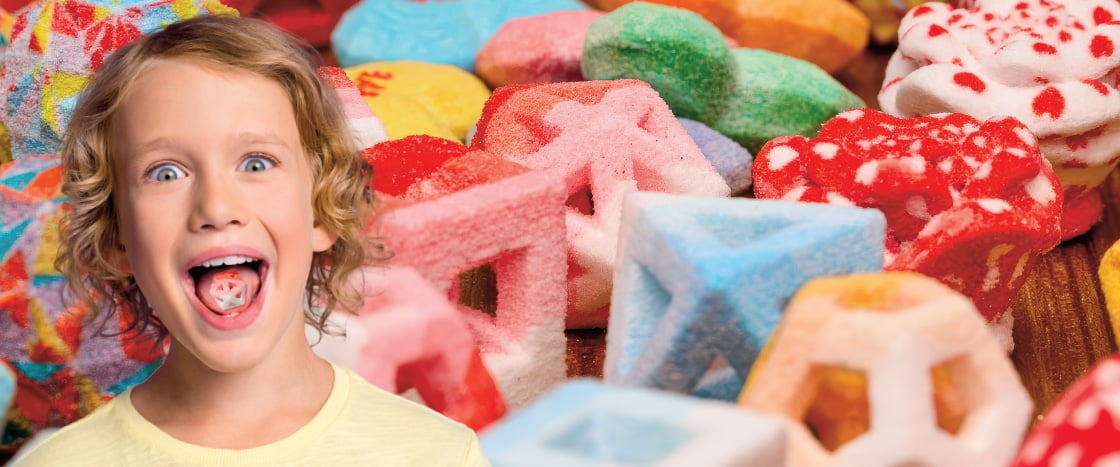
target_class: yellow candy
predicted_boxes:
[1098,240,1120,348]
[0,120,11,165]
[344,61,490,142]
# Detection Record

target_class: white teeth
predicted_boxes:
[199,255,257,268]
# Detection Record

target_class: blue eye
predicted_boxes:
[240,155,275,173]
[147,164,186,182]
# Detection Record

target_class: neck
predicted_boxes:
[130,335,335,448]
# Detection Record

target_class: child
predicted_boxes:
[14,15,489,466]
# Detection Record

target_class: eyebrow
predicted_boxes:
[134,132,294,156]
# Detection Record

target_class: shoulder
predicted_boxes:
[332,368,489,466]
[11,396,131,466]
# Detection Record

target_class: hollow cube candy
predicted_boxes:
[605,192,885,401]
[1011,353,1120,466]
[753,109,1062,328]
[366,137,568,408]
[880,0,1120,238]
[481,379,787,467]
[741,272,1032,467]
[310,266,505,430]
[472,79,730,329]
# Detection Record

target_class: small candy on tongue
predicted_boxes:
[196,265,261,315]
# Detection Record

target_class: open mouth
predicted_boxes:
[187,255,266,317]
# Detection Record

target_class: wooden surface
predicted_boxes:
[563,46,1120,419]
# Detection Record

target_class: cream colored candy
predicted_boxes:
[740,272,1031,467]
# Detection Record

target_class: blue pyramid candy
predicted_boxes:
[481,379,786,466]
[605,192,886,401]
[332,0,587,70]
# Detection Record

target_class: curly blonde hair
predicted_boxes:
[55,15,380,341]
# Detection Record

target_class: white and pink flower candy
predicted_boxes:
[880,0,1120,239]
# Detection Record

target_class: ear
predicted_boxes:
[311,224,338,253]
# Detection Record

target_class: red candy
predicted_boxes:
[753,108,1063,321]
[1011,354,1120,466]
[362,135,529,203]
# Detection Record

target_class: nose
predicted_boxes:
[188,171,248,232]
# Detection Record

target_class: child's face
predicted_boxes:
[111,58,335,372]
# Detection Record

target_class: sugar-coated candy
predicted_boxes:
[225,0,355,47]
[754,109,1062,331]
[344,61,490,143]
[1,158,163,451]
[481,379,788,467]
[317,66,388,149]
[365,135,569,408]
[475,10,604,88]
[331,0,588,71]
[678,118,753,195]
[471,79,730,329]
[1010,353,1120,467]
[880,0,1120,238]
[582,3,865,154]
[590,0,869,73]
[0,361,14,433]
[1097,239,1120,349]
[741,272,1032,467]
[310,266,506,430]
[606,192,885,400]
[0,0,237,160]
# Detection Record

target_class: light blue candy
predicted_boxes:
[332,0,588,70]
[605,193,886,401]
[481,379,786,467]
[677,118,752,195]
[1,362,14,433]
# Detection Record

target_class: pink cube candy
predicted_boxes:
[475,10,605,87]
[472,79,730,328]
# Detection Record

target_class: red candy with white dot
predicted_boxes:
[880,0,1120,239]
[753,109,1062,323]
[1010,354,1120,467]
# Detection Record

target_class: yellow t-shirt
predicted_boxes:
[12,362,490,466]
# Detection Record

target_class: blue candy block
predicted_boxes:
[481,379,786,467]
[677,118,752,195]
[605,193,886,400]
[332,0,588,70]
[1,362,14,433]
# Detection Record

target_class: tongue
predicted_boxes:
[196,265,261,315]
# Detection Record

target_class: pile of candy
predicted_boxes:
[2,0,1120,464]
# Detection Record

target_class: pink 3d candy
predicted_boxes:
[197,267,258,315]
[475,10,605,88]
[1010,353,1120,466]
[364,136,569,408]
[753,109,1061,340]
[472,79,730,329]
[311,266,506,430]
[741,272,1032,467]
[880,0,1120,239]
[316,66,388,149]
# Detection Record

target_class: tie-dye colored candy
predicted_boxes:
[753,109,1062,331]
[0,155,164,450]
[880,0,1120,239]
[0,0,238,160]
